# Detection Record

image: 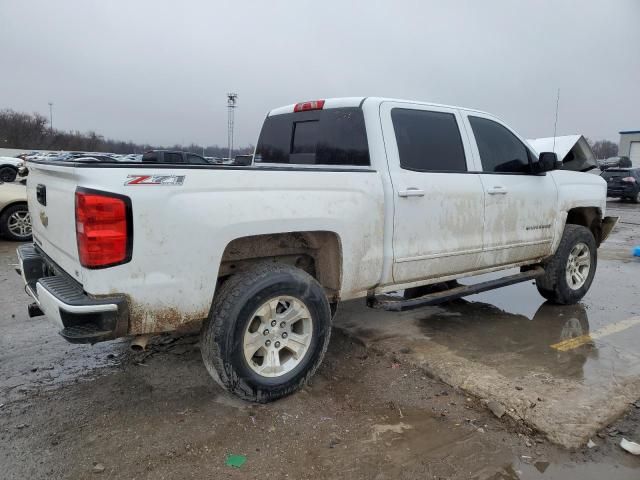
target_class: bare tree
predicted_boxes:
[586,138,618,159]
[0,109,252,156]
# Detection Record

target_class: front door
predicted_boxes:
[380,102,485,284]
[461,112,558,267]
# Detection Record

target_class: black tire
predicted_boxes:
[0,166,17,183]
[200,262,332,403]
[634,192,640,204]
[0,203,32,241]
[536,225,597,305]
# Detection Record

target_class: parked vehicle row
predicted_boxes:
[20,151,144,163]
[17,150,252,165]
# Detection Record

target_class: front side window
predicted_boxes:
[391,108,467,172]
[468,116,531,173]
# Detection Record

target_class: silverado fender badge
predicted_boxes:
[124,175,185,186]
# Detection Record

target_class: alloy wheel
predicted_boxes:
[243,296,313,378]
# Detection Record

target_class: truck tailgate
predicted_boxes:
[26,162,82,281]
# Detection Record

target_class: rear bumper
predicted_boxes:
[17,244,129,344]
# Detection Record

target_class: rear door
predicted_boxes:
[380,102,485,283]
[461,112,558,267]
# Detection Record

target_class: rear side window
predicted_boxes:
[391,109,466,172]
[255,107,369,166]
[469,116,531,173]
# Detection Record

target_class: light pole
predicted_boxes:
[227,93,237,161]
[48,102,53,133]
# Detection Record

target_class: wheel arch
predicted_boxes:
[0,200,28,219]
[217,231,343,302]
[565,206,603,246]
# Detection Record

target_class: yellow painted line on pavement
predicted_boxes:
[550,316,640,352]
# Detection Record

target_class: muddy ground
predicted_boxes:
[1,200,639,479]
[337,200,640,450]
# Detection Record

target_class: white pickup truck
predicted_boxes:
[17,97,617,402]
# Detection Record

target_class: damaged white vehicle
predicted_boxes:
[17,97,616,402]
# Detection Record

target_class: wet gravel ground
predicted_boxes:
[1,329,639,480]
[1,200,639,479]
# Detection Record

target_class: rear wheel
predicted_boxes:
[0,204,32,241]
[200,263,332,402]
[536,225,596,305]
[0,166,17,183]
[634,192,640,204]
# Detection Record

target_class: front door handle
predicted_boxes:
[487,186,508,195]
[398,188,425,198]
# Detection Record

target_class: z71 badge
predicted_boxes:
[125,175,185,186]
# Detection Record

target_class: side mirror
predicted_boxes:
[533,152,558,173]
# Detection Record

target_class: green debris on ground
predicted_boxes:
[225,454,247,468]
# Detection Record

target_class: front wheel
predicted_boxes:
[200,263,332,402]
[536,225,597,305]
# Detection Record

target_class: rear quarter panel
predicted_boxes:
[75,167,385,334]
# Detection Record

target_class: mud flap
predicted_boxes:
[600,216,619,243]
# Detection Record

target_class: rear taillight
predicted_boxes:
[622,176,636,183]
[293,100,325,112]
[75,190,132,268]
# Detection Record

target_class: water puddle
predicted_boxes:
[414,267,640,386]
[512,459,639,479]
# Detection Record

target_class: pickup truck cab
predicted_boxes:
[18,97,617,402]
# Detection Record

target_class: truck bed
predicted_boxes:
[25,159,385,335]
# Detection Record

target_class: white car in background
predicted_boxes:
[0,156,26,183]
[0,181,31,241]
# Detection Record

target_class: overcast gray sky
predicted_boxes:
[1,0,638,147]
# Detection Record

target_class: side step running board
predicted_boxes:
[368,267,545,312]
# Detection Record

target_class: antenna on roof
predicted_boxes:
[552,88,560,154]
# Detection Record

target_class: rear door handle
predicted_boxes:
[487,186,508,195]
[398,188,425,198]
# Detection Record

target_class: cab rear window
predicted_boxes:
[255,107,370,166]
